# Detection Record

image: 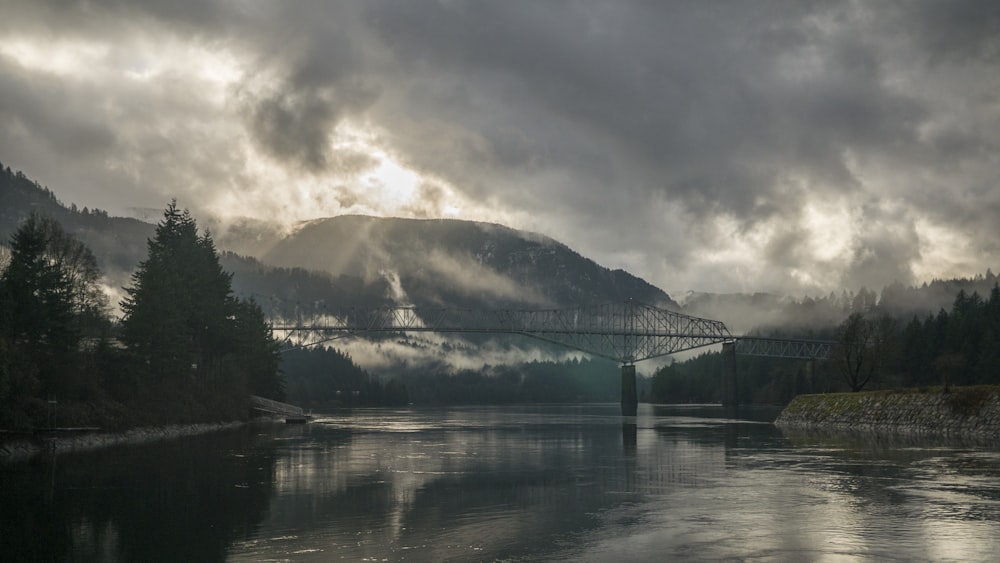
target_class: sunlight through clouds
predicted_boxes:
[202,118,493,229]
[914,219,980,283]
[0,37,110,77]
[1,1,998,296]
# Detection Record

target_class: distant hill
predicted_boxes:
[682,270,1000,336]
[0,160,677,320]
[6,158,993,336]
[261,215,678,310]
[0,163,155,288]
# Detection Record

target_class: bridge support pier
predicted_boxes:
[721,342,737,407]
[621,364,638,416]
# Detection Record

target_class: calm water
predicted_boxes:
[4,403,1000,561]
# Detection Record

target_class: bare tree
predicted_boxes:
[38,217,108,318]
[836,313,873,391]
[835,313,898,392]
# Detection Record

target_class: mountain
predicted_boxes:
[260,215,678,310]
[0,163,155,289]
[0,161,677,319]
[5,159,993,334]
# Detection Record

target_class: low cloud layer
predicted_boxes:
[1,1,999,297]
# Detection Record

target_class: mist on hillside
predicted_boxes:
[4,163,999,369]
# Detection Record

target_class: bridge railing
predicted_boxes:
[271,301,834,363]
[734,337,833,360]
[272,300,734,363]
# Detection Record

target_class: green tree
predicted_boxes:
[38,215,109,337]
[121,203,196,380]
[0,213,105,399]
[232,298,284,400]
[1,214,76,353]
[120,202,284,419]
[120,202,234,381]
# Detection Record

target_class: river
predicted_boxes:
[3,403,1000,561]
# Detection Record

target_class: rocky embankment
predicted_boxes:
[775,386,1000,437]
[0,421,247,463]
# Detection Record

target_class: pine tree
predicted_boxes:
[0,213,104,399]
[120,202,205,381]
[120,202,284,418]
[232,297,284,400]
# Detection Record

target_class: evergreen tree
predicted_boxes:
[120,202,206,381]
[37,214,108,335]
[120,202,284,418]
[0,213,101,398]
[232,298,284,400]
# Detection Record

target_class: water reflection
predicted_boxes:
[0,427,277,562]
[5,404,1000,561]
[233,405,645,561]
[622,423,637,455]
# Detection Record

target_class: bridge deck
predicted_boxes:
[271,301,833,363]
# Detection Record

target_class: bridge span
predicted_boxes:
[271,300,832,415]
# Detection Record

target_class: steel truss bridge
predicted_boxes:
[271,300,832,364]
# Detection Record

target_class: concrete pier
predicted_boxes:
[621,364,638,416]
[722,342,737,407]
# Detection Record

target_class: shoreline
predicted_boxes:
[0,420,265,464]
[774,386,1000,439]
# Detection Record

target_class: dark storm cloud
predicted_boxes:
[360,0,926,219]
[347,0,961,289]
[899,1,1000,63]
[1,0,998,295]
[230,2,386,173]
[0,58,117,158]
[239,84,378,173]
[843,202,921,290]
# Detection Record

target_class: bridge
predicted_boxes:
[271,300,833,415]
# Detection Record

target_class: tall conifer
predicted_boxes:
[120,201,285,411]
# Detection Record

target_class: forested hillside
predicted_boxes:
[5,160,1000,413]
[261,215,678,310]
[682,274,1000,335]
[0,162,155,281]
[1,159,676,320]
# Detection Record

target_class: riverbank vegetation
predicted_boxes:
[0,203,285,430]
[281,347,410,409]
[280,349,624,408]
[652,283,1000,404]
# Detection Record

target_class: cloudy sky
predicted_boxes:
[1,1,998,298]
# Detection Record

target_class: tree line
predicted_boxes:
[0,203,285,429]
[279,349,627,408]
[651,284,1000,404]
[281,347,409,409]
[827,287,1000,393]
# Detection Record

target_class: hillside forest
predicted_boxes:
[3,161,1000,429]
